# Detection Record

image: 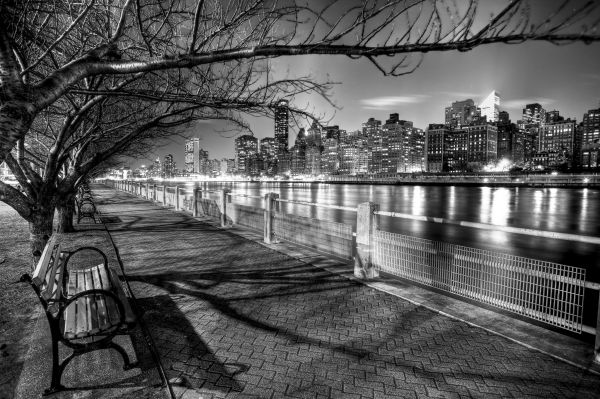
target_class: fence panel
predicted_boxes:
[196,197,221,218]
[165,187,177,207]
[373,229,586,333]
[273,212,353,259]
[226,203,264,232]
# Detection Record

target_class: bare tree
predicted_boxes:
[1,60,332,257]
[1,0,599,166]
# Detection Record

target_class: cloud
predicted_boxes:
[361,95,430,110]
[502,98,556,109]
[438,91,483,99]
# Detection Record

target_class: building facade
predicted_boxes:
[479,91,500,123]
[445,99,480,128]
[234,135,258,175]
[274,99,289,156]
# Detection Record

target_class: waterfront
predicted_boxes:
[194,182,600,280]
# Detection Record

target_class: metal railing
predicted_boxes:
[373,230,586,332]
[273,211,354,259]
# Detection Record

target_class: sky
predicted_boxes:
[132,17,600,169]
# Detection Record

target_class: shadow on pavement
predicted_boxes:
[136,295,246,394]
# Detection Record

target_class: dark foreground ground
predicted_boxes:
[4,185,600,398]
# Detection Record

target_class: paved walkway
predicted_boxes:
[94,185,600,399]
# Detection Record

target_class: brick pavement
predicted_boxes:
[94,185,600,399]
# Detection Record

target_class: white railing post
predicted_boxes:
[263,192,280,244]
[220,188,231,227]
[193,188,199,217]
[153,184,157,202]
[175,186,180,211]
[162,185,166,205]
[146,182,150,199]
[354,202,379,279]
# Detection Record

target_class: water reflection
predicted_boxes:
[194,182,600,274]
[491,188,510,226]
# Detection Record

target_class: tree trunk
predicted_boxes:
[29,206,55,267]
[56,196,76,233]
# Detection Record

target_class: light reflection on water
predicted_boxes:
[202,182,600,278]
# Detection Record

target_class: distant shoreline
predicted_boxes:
[133,173,600,189]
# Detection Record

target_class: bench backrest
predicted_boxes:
[31,237,67,304]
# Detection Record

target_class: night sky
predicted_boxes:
[133,18,600,168]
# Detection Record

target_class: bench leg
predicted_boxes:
[44,338,65,396]
[108,341,138,370]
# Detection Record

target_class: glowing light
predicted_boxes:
[483,158,512,172]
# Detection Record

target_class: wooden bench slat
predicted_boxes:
[63,271,78,337]
[83,269,98,333]
[91,266,110,331]
[75,272,88,337]
[98,265,121,327]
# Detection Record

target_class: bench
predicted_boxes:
[21,236,137,395]
[76,196,97,224]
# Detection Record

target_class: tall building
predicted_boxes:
[538,119,577,167]
[522,103,546,125]
[466,122,498,168]
[444,99,480,128]
[321,137,339,174]
[234,135,258,175]
[426,124,452,172]
[208,159,221,176]
[583,107,600,143]
[260,137,277,159]
[305,146,322,176]
[306,121,322,147]
[362,117,382,173]
[479,91,500,122]
[220,158,235,175]
[274,99,289,155]
[198,148,209,175]
[545,110,564,124]
[184,137,201,173]
[381,115,422,173]
[163,154,175,178]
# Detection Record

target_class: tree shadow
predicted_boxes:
[136,294,247,394]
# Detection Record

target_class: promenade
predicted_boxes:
[12,184,600,398]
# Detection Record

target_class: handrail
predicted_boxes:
[374,210,600,245]
[227,193,264,199]
[275,198,357,212]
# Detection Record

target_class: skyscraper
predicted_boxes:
[362,117,382,173]
[234,135,258,175]
[522,103,546,125]
[163,154,175,178]
[538,118,577,167]
[274,99,289,155]
[425,124,452,172]
[583,107,600,143]
[184,137,203,173]
[444,99,480,128]
[479,90,500,122]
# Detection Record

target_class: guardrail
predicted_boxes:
[326,173,600,187]
[107,179,600,362]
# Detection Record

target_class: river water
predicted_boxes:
[196,182,600,280]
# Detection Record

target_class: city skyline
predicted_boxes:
[133,40,600,168]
